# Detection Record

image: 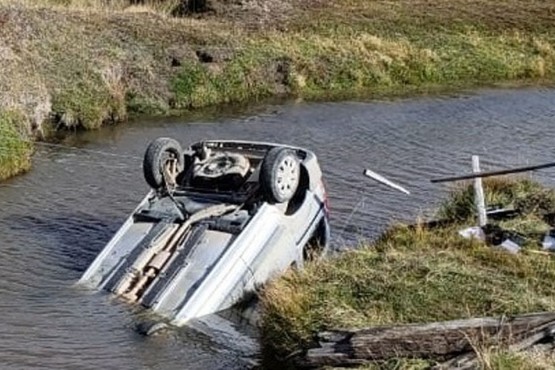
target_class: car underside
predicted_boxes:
[78,139,330,328]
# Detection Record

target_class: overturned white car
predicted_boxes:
[78,139,330,327]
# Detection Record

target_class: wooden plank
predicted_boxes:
[297,312,555,368]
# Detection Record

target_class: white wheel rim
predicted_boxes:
[275,155,299,199]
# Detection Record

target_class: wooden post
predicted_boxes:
[472,155,487,227]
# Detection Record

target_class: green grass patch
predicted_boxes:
[171,47,283,109]
[0,111,33,180]
[169,30,555,108]
[438,178,555,222]
[51,80,117,130]
[438,178,555,242]
[260,178,555,367]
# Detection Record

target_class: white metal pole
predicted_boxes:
[472,155,487,227]
[363,169,410,195]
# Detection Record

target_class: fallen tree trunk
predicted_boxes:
[296,312,555,368]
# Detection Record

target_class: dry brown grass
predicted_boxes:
[293,0,555,34]
[0,0,180,14]
[475,345,555,370]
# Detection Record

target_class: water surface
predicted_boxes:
[1,87,555,369]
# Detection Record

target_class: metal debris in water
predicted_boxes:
[363,169,410,195]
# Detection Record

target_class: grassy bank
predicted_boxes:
[0,0,555,179]
[260,178,555,369]
[0,111,33,180]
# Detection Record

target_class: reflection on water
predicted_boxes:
[1,87,555,368]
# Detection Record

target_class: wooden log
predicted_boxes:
[297,312,555,368]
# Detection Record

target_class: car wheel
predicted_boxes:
[143,137,185,189]
[260,147,300,203]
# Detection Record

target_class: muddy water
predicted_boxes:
[1,87,555,369]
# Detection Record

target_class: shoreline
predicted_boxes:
[260,178,555,369]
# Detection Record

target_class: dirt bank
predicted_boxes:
[1,0,555,179]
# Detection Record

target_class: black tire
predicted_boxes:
[260,147,300,203]
[143,137,184,189]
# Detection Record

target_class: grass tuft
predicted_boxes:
[437,178,555,222]
[0,111,33,180]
